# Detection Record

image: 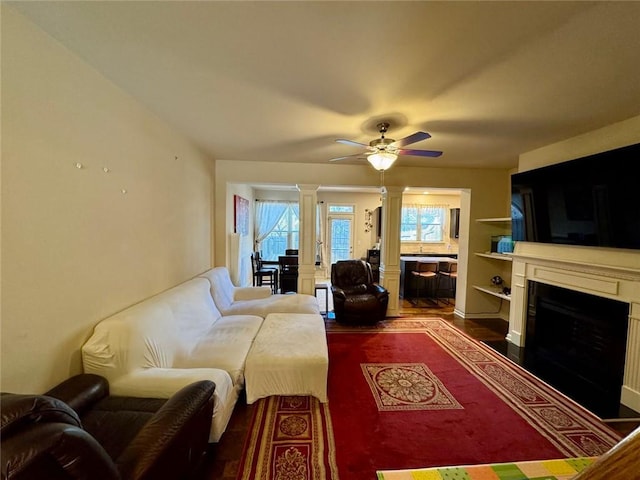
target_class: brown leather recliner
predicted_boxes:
[330,259,389,324]
[1,374,215,480]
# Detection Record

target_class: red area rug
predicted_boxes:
[236,395,338,480]
[236,319,621,480]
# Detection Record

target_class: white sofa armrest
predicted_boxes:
[234,286,272,301]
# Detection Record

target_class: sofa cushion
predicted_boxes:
[174,314,264,386]
[224,294,320,317]
[156,277,223,337]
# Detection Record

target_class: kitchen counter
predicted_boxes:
[400,255,458,262]
[400,253,458,258]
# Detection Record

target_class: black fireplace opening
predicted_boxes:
[524,281,629,418]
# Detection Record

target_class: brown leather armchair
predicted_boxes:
[330,259,389,324]
[1,374,215,480]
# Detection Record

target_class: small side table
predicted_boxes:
[314,284,329,314]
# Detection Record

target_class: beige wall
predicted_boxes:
[1,8,214,393]
[519,114,640,171]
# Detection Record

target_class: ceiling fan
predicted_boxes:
[330,122,443,171]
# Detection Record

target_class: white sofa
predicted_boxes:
[81,267,320,442]
[198,267,319,318]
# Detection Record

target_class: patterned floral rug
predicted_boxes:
[236,318,621,480]
[236,395,339,480]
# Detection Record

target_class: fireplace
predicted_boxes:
[508,242,640,415]
[524,281,629,417]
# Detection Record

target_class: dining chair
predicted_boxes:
[251,252,277,293]
[278,255,299,293]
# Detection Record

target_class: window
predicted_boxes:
[256,201,299,260]
[401,204,446,242]
[328,204,355,213]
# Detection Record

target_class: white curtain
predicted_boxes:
[254,201,288,251]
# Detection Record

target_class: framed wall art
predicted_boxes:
[234,194,249,235]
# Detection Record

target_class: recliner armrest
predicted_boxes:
[0,394,82,436]
[1,421,119,480]
[368,283,389,298]
[116,380,215,480]
[330,286,347,300]
[45,374,109,416]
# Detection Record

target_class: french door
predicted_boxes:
[329,215,354,265]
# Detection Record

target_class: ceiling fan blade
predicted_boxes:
[336,139,369,148]
[390,131,431,148]
[329,153,367,162]
[398,148,443,158]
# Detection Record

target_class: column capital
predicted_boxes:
[296,184,320,192]
[381,185,405,195]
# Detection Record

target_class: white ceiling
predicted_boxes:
[9,1,640,170]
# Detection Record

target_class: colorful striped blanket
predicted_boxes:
[377,456,597,480]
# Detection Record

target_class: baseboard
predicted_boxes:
[457,309,509,321]
[621,385,640,414]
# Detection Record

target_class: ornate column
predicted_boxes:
[379,186,404,317]
[296,184,319,295]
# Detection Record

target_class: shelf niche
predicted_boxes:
[472,285,511,302]
[473,215,513,319]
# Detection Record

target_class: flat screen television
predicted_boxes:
[511,142,640,250]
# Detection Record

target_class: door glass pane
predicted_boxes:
[329,205,355,213]
[331,218,352,264]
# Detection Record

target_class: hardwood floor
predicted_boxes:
[195,299,639,480]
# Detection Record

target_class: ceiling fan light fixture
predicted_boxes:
[367,152,397,171]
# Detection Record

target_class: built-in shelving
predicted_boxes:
[472,285,511,301]
[475,252,513,262]
[476,217,511,224]
[474,217,513,312]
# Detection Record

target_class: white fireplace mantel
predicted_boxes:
[507,242,640,413]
